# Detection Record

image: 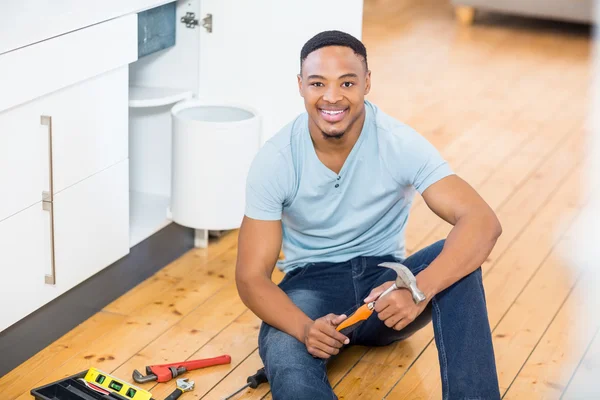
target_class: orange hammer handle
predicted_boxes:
[336,303,373,333]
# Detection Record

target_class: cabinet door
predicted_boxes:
[0,202,55,332]
[44,66,129,194]
[53,159,129,291]
[0,97,49,222]
[0,66,129,222]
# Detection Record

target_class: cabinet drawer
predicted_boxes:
[0,66,128,221]
[0,158,129,333]
[44,66,129,194]
[0,14,137,113]
[0,202,54,332]
[53,158,129,291]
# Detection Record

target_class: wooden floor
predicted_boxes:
[2,0,597,398]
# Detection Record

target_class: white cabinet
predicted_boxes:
[0,14,135,332]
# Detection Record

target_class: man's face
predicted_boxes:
[298,46,371,140]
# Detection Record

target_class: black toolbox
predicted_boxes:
[30,370,138,400]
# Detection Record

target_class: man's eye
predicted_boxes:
[342,82,354,88]
[311,82,324,87]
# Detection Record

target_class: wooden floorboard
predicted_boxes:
[502,273,600,399]
[1,0,595,399]
[561,327,600,399]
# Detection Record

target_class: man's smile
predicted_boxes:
[319,107,349,123]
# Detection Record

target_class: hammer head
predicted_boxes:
[378,262,426,304]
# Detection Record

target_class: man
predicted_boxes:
[235,30,502,400]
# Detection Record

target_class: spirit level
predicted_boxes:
[84,368,153,400]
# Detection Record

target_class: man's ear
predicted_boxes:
[364,70,371,95]
[297,73,304,97]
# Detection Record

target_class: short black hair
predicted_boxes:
[300,30,368,73]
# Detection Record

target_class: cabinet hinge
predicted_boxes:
[181,12,199,28]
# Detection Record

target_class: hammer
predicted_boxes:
[335,262,426,336]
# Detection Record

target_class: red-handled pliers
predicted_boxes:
[132,355,231,383]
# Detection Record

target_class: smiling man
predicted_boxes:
[236,30,502,399]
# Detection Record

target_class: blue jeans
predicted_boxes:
[258,240,501,399]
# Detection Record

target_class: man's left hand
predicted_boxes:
[364,281,430,331]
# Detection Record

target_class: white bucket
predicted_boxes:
[170,100,261,230]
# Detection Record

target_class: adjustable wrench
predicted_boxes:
[165,378,194,400]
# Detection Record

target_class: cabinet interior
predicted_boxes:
[127,0,199,247]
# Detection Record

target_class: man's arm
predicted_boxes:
[235,216,309,340]
[235,216,349,358]
[365,174,502,331]
[416,174,502,299]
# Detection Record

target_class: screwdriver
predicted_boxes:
[222,367,268,400]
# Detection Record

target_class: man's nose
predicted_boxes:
[323,85,343,103]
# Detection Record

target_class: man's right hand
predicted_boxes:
[303,314,350,359]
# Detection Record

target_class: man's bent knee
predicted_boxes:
[258,323,336,399]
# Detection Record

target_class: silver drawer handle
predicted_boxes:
[41,115,56,285]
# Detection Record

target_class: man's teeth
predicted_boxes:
[322,109,345,115]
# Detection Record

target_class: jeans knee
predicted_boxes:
[258,323,335,399]
[258,323,314,366]
[268,365,335,400]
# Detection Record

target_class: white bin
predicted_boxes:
[170,100,261,231]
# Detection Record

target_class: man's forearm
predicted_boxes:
[416,211,502,299]
[237,274,312,343]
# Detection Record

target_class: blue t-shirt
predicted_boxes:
[244,100,454,273]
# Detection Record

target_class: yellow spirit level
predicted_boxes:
[84,368,153,400]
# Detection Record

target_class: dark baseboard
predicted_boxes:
[0,222,194,378]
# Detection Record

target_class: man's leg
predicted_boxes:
[258,261,356,400]
[352,240,501,400]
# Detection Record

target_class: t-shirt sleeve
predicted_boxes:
[385,126,454,194]
[244,143,289,220]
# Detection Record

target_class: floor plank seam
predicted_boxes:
[479,123,582,218]
[559,326,600,399]
[488,201,584,337]
[381,336,437,399]
[480,158,584,282]
[202,347,260,400]
[501,273,584,398]
[143,308,252,393]
[331,348,371,391]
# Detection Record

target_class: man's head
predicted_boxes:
[298,30,371,140]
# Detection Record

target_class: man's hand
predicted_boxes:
[303,314,350,359]
[364,282,429,331]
